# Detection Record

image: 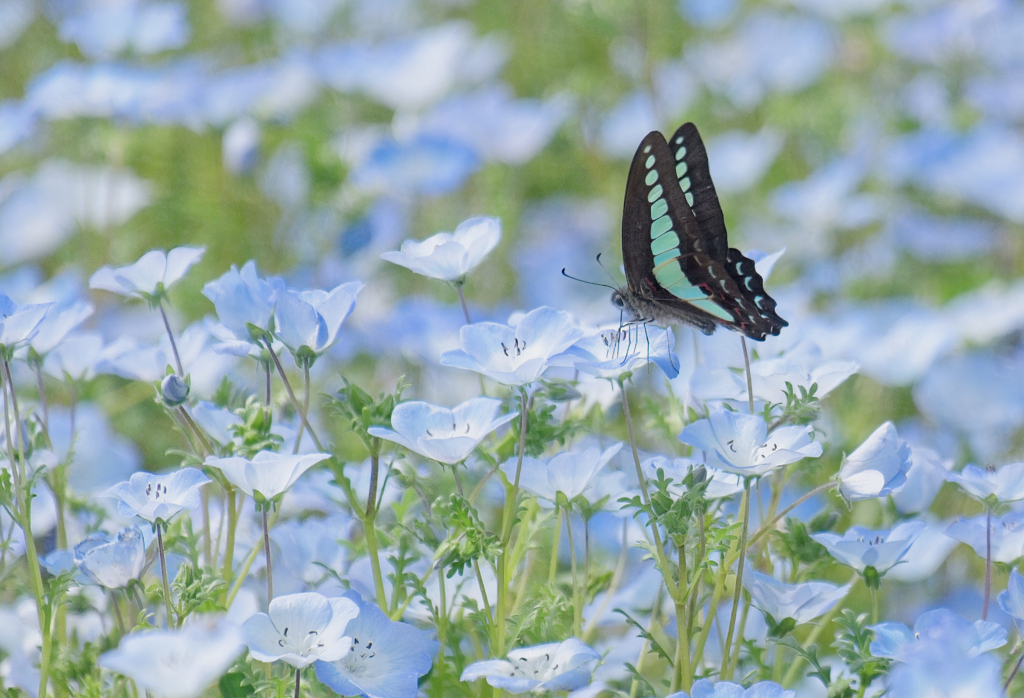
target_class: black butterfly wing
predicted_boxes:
[621,129,787,340]
[667,122,729,262]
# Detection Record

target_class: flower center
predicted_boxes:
[277,625,326,656]
[339,636,376,677]
[425,422,472,439]
[511,653,558,680]
[145,481,170,501]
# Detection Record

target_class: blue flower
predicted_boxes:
[998,569,1024,636]
[381,216,500,282]
[945,462,1024,504]
[668,679,794,698]
[74,526,146,589]
[367,397,516,465]
[103,468,210,524]
[812,521,926,576]
[202,260,279,344]
[564,325,679,379]
[460,638,600,694]
[352,135,479,197]
[26,299,93,357]
[947,511,1024,563]
[0,294,52,352]
[501,444,623,506]
[440,306,584,386]
[242,592,359,668]
[742,567,850,629]
[838,421,912,502]
[678,408,822,478]
[314,590,435,698]
[89,246,205,303]
[205,451,331,505]
[870,608,1006,660]
[274,280,362,363]
[98,618,244,698]
[891,446,953,515]
[642,457,744,499]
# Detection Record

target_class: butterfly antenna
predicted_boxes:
[561,268,618,291]
[594,253,621,286]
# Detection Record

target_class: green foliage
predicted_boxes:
[433,494,501,577]
[172,562,227,623]
[330,376,407,457]
[834,610,888,691]
[229,396,282,458]
[773,517,831,576]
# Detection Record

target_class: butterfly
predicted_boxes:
[611,122,787,342]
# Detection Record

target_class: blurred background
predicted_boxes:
[2,0,1024,594]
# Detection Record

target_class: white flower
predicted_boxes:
[838,422,912,502]
[89,246,205,300]
[812,521,926,574]
[380,216,500,282]
[103,468,210,524]
[440,306,584,386]
[241,592,359,668]
[678,408,822,477]
[945,462,1024,504]
[502,444,624,505]
[275,281,363,360]
[947,511,1024,563]
[368,397,516,465]
[564,325,679,379]
[204,451,331,504]
[98,618,243,698]
[461,638,601,694]
[742,567,850,626]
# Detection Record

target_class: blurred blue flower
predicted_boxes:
[352,135,479,197]
[642,456,744,499]
[104,467,210,524]
[0,0,32,50]
[564,325,679,379]
[314,590,435,698]
[891,446,952,515]
[945,462,1024,504]
[202,260,279,344]
[947,511,1024,563]
[74,526,146,589]
[594,90,658,160]
[886,521,959,584]
[90,246,205,303]
[25,298,93,357]
[381,216,500,283]
[222,117,260,175]
[870,608,1005,660]
[241,592,358,668]
[441,306,584,386]
[270,513,350,590]
[888,208,999,262]
[501,443,624,507]
[678,408,822,478]
[205,451,331,506]
[812,521,926,576]
[99,618,244,698]
[668,679,794,698]
[461,637,600,694]
[837,421,911,502]
[368,397,516,465]
[0,100,35,156]
[54,0,190,60]
[677,0,737,28]
[705,127,783,195]
[275,280,362,364]
[998,569,1024,636]
[742,567,850,629]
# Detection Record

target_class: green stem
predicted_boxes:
[671,550,692,693]
[263,508,274,603]
[564,511,582,637]
[157,524,174,627]
[221,487,238,593]
[264,340,324,452]
[721,480,752,681]
[746,482,832,551]
[158,301,184,377]
[293,667,301,698]
[496,389,529,657]
[436,569,447,698]
[740,335,754,415]
[548,506,562,585]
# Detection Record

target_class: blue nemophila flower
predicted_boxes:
[678,408,822,478]
[892,446,953,515]
[275,280,363,364]
[460,638,600,694]
[501,444,623,506]
[204,451,331,506]
[998,569,1024,636]
[642,456,743,499]
[103,468,210,524]
[668,678,794,698]
[160,374,189,405]
[837,421,911,502]
[564,325,679,379]
[870,608,1006,660]
[242,592,359,668]
[440,306,585,386]
[945,462,1024,503]
[368,397,517,465]
[74,526,145,589]
[202,260,279,344]
[89,246,205,303]
[742,567,850,631]
[26,298,93,357]
[812,521,925,577]
[0,294,52,353]
[947,511,1024,563]
[380,216,500,283]
[314,590,435,698]
[99,618,244,698]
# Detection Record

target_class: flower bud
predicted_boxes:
[161,374,189,406]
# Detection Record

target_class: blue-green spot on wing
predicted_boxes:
[620,127,787,341]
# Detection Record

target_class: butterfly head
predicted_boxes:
[610,288,627,310]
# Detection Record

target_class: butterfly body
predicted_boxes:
[615,122,787,342]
